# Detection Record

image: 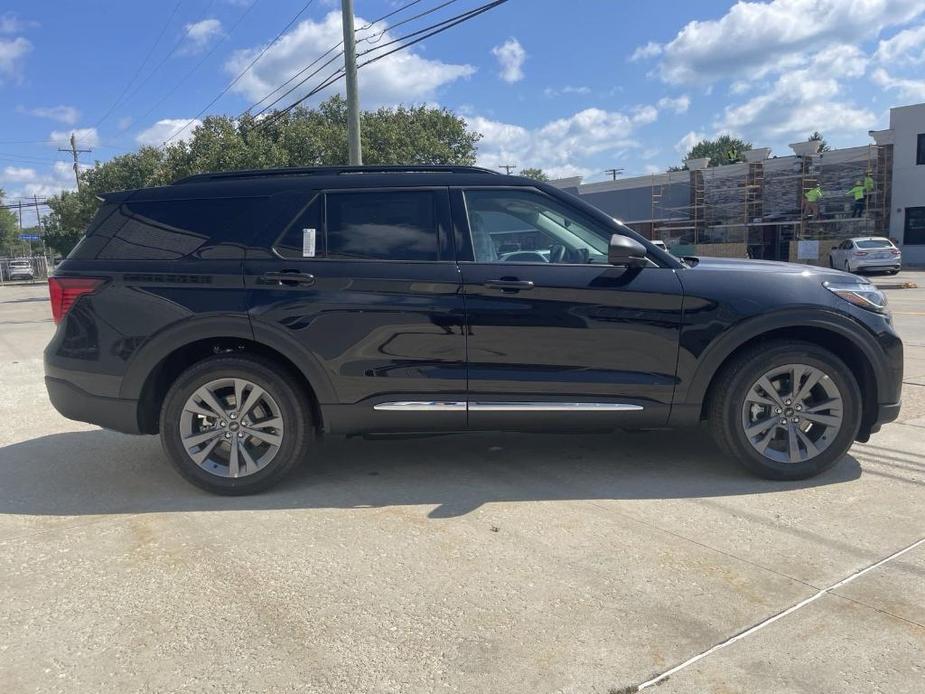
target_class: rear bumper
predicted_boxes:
[45,376,142,434]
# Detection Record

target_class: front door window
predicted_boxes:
[464,189,611,264]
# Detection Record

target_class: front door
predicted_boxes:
[454,187,684,431]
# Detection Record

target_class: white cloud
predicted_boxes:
[135,118,201,146]
[872,67,925,101]
[675,130,706,155]
[49,127,100,149]
[657,94,690,114]
[629,41,662,62]
[227,11,474,108]
[0,36,30,83]
[183,18,223,54]
[718,47,876,140]
[875,23,925,64]
[491,37,526,83]
[649,0,924,85]
[468,105,659,176]
[0,13,36,34]
[544,85,591,97]
[21,105,80,124]
[1,166,37,182]
[2,161,82,200]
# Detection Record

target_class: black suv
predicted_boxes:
[45,166,903,494]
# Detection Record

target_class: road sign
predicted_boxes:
[19,234,40,241]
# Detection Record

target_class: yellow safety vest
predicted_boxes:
[849,185,865,201]
[864,176,874,192]
[805,187,823,202]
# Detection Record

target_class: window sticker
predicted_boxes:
[302,228,316,257]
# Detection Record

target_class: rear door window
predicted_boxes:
[325,190,440,261]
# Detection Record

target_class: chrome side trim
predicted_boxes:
[373,401,467,412]
[469,402,644,412]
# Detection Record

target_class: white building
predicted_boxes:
[874,103,925,265]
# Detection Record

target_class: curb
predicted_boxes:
[875,282,918,290]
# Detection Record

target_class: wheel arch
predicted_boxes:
[680,310,885,439]
[123,318,333,434]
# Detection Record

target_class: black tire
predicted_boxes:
[160,355,311,495]
[708,340,862,480]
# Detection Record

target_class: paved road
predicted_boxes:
[0,277,922,694]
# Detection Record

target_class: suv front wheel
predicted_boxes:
[709,341,862,480]
[160,355,311,494]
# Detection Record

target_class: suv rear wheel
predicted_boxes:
[160,355,311,494]
[709,341,862,480]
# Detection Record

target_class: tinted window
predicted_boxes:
[274,194,323,259]
[905,207,925,245]
[917,134,925,166]
[97,197,266,260]
[325,191,438,261]
[856,239,893,249]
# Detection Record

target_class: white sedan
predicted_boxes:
[828,237,901,274]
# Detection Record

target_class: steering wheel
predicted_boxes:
[548,244,566,264]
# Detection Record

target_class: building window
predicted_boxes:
[918,134,925,165]
[905,207,925,245]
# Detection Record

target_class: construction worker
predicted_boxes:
[804,184,823,218]
[849,180,866,217]
[864,171,875,193]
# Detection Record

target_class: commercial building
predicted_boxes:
[551,102,925,266]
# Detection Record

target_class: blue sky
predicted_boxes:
[2,0,925,202]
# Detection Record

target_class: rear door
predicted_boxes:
[245,186,467,434]
[453,186,684,431]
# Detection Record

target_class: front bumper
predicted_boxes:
[868,401,902,435]
[45,376,142,434]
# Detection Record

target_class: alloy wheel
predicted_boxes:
[741,364,844,464]
[179,377,284,478]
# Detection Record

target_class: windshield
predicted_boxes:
[856,239,893,249]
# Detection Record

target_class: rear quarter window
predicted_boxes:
[92,197,268,260]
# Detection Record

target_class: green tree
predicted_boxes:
[681,134,752,167]
[1,189,24,255]
[808,131,831,152]
[518,167,549,181]
[43,96,481,255]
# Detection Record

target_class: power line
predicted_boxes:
[357,0,462,47]
[118,0,221,118]
[244,0,456,119]
[165,0,318,144]
[134,0,260,126]
[253,0,509,132]
[94,1,185,128]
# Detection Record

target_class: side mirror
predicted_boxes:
[608,234,648,267]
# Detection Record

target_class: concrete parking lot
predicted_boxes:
[1,275,923,694]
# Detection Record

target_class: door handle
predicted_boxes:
[261,271,316,287]
[483,279,535,292]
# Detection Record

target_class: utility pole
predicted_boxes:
[500,164,517,174]
[58,133,92,190]
[34,195,48,265]
[604,168,624,181]
[341,0,362,165]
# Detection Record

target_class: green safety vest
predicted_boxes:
[849,185,865,201]
[864,176,874,192]
[805,187,823,202]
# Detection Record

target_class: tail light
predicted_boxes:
[891,249,901,255]
[853,251,868,256]
[48,277,106,324]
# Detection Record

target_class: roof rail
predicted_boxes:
[173,165,501,185]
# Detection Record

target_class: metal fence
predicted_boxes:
[0,256,51,284]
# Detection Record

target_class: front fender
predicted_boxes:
[670,307,898,425]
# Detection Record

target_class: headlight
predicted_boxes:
[824,281,889,314]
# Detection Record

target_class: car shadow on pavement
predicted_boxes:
[0,427,864,518]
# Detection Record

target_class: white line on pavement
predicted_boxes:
[636,535,925,690]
